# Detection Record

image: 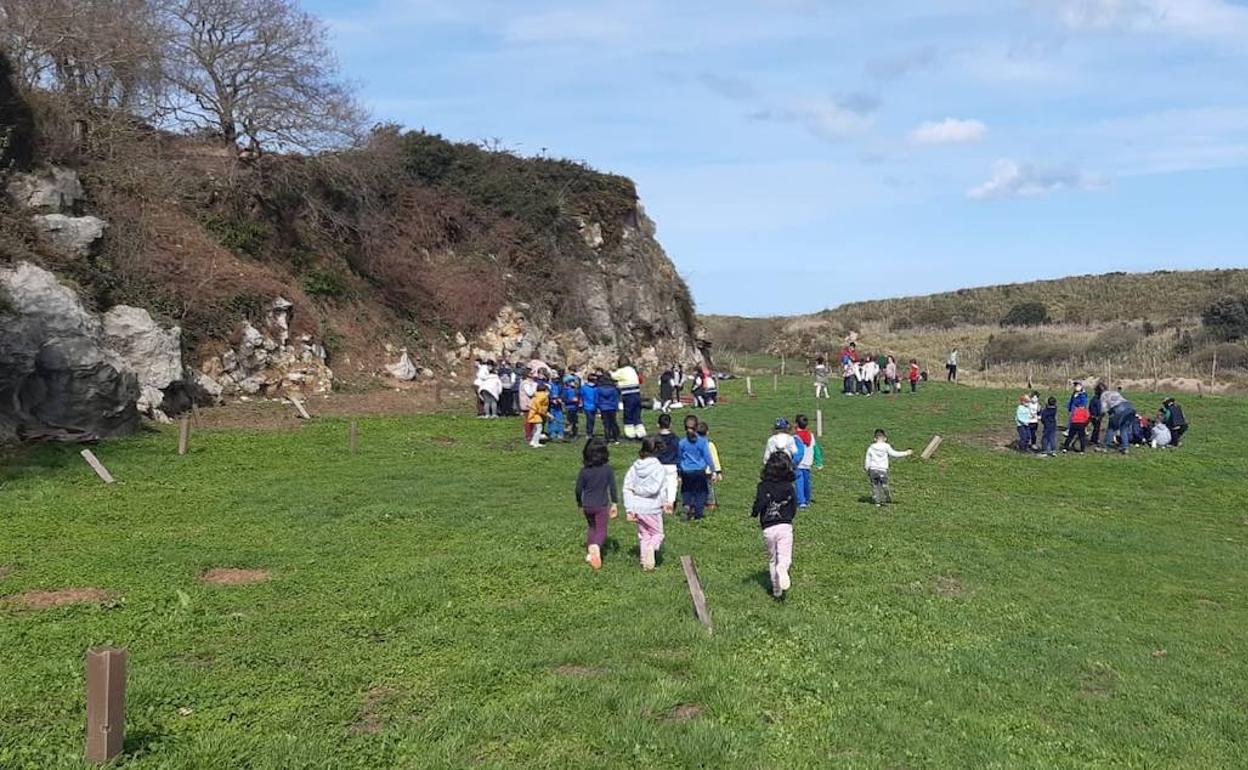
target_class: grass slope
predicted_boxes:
[2,381,1246,768]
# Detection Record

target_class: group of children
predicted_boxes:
[573,407,917,601]
[1013,381,1191,456]
[813,344,922,398]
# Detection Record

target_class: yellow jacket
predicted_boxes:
[527,390,549,424]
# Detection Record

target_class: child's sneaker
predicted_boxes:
[587,544,602,570]
[778,570,791,592]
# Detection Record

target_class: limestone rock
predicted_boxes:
[102,306,183,392]
[33,213,107,258]
[0,262,139,441]
[5,165,85,213]
[386,349,418,381]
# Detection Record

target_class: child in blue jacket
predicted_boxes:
[580,375,598,439]
[596,378,621,443]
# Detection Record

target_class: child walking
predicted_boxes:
[1040,396,1058,456]
[656,413,680,511]
[678,418,715,521]
[526,383,549,448]
[623,437,671,571]
[574,438,618,570]
[908,359,920,393]
[596,377,621,443]
[813,356,830,399]
[752,452,798,599]
[864,429,913,506]
[697,421,723,510]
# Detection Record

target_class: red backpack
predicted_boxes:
[1071,406,1090,425]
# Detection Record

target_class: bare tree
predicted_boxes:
[0,0,165,112]
[161,0,364,151]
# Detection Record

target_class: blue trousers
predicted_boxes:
[680,470,709,519]
[584,410,596,437]
[1017,425,1031,451]
[795,468,812,506]
[1042,426,1057,453]
[622,392,642,428]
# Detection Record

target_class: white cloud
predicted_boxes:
[967,159,1104,200]
[908,118,987,145]
[1053,0,1248,41]
[752,96,877,142]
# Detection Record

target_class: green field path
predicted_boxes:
[2,380,1246,768]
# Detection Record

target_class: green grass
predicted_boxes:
[2,381,1247,768]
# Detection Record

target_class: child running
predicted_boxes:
[864,429,913,506]
[793,414,815,509]
[623,437,671,571]
[698,421,723,510]
[526,383,549,448]
[751,451,798,599]
[908,359,920,393]
[574,438,618,570]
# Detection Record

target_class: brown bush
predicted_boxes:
[1191,342,1248,371]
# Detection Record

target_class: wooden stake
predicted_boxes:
[780,355,786,376]
[680,556,713,633]
[773,374,778,392]
[348,420,358,454]
[434,380,443,404]
[84,646,127,764]
[190,401,201,426]
[746,376,753,397]
[921,435,943,460]
[816,409,824,438]
[289,396,311,420]
[177,416,190,456]
[1212,351,1218,391]
[80,450,114,484]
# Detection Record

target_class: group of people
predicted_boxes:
[814,342,923,398]
[473,359,721,448]
[573,404,921,601]
[1013,381,1190,455]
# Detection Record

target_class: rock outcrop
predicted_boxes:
[0,262,140,441]
[196,298,333,398]
[5,165,107,258]
[471,206,699,370]
[102,305,184,422]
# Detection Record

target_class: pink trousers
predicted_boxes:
[763,523,793,596]
[635,513,665,569]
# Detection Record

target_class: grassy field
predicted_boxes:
[2,380,1246,768]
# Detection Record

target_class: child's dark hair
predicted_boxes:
[816,355,825,364]
[1047,396,1057,406]
[537,383,548,391]
[639,437,660,459]
[696,422,709,436]
[582,438,609,468]
[683,414,699,432]
[761,451,796,482]
[874,428,887,440]
[795,414,808,429]
[658,413,672,429]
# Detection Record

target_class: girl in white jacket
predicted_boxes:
[623,437,672,571]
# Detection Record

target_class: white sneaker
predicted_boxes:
[778,570,791,592]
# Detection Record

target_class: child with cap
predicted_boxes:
[864,428,913,506]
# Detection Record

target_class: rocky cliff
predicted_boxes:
[0,75,698,442]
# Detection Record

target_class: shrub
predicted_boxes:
[1191,342,1248,371]
[889,316,914,332]
[1086,324,1144,358]
[1001,301,1050,327]
[982,331,1077,365]
[302,269,348,300]
[1201,295,1248,341]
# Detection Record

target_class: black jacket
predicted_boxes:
[751,480,797,530]
[656,432,680,466]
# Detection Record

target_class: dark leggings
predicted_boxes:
[680,470,709,519]
[1089,416,1104,445]
[566,407,579,437]
[1064,423,1087,452]
[601,411,620,441]
[583,507,609,548]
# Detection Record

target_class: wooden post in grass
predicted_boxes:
[680,556,713,633]
[80,450,114,484]
[191,401,201,426]
[1211,351,1218,391]
[84,646,127,764]
[773,374,778,392]
[746,377,753,397]
[290,396,311,420]
[816,409,823,438]
[780,355,786,376]
[348,421,358,454]
[177,415,190,456]
[434,380,443,405]
[921,435,943,460]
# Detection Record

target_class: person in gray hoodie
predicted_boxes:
[1099,388,1136,453]
[623,437,671,571]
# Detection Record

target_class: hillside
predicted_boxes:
[0,56,698,441]
[703,270,1248,389]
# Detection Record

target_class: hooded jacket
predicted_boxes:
[596,382,620,412]
[477,373,502,400]
[623,457,668,516]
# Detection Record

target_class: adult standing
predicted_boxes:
[1088,382,1106,445]
[1099,387,1136,454]
[476,364,502,419]
[673,364,685,404]
[497,361,515,416]
[884,355,899,395]
[946,349,959,382]
[612,359,645,440]
[659,367,676,412]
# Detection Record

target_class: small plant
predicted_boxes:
[302,269,347,300]
[1202,295,1248,342]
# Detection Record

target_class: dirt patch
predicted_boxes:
[0,567,13,580]
[349,686,399,735]
[3,587,114,609]
[431,435,458,446]
[931,574,972,599]
[959,426,1024,452]
[663,703,704,723]
[552,664,604,677]
[1195,597,1222,611]
[199,568,271,586]
[193,385,470,431]
[1151,649,1168,659]
[1079,663,1118,699]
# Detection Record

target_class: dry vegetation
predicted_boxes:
[704,271,1248,389]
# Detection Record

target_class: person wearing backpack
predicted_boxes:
[1088,382,1106,445]
[751,452,798,600]
[1064,402,1091,452]
[1161,397,1188,447]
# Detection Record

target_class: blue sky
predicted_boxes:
[307,0,1248,316]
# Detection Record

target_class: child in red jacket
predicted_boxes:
[907,360,920,393]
